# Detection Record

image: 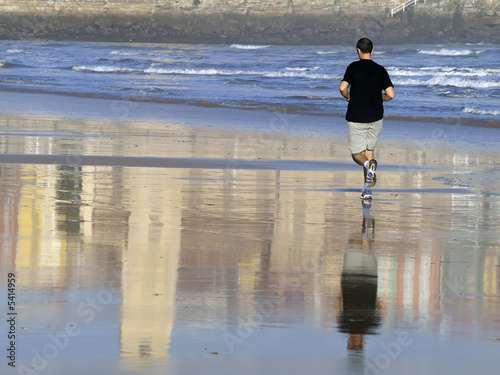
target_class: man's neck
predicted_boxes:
[357,48,373,60]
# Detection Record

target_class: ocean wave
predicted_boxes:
[224,78,260,88]
[394,76,500,89]
[137,88,169,96]
[7,49,29,54]
[230,44,270,50]
[444,68,500,77]
[0,62,19,69]
[145,67,234,75]
[316,51,338,55]
[264,71,336,79]
[388,66,500,77]
[462,107,500,116]
[285,67,309,71]
[388,67,431,77]
[417,48,485,56]
[441,89,489,99]
[110,50,139,56]
[285,66,321,72]
[308,85,329,89]
[0,78,30,84]
[72,65,139,73]
[108,87,133,92]
[307,95,335,101]
[144,67,338,80]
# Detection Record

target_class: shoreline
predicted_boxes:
[0,89,498,131]
[1,89,498,197]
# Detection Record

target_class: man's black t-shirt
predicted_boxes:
[342,59,393,123]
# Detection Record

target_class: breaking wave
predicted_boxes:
[417,48,485,56]
[72,65,139,73]
[393,76,500,89]
[388,66,500,77]
[110,50,139,56]
[7,49,30,54]
[462,107,500,116]
[316,50,338,55]
[144,67,338,80]
[230,44,270,50]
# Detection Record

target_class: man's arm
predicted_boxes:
[339,80,350,102]
[382,86,395,101]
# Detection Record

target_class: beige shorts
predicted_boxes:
[347,120,383,154]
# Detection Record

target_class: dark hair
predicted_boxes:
[356,38,373,54]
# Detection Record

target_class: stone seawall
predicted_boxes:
[0,0,499,44]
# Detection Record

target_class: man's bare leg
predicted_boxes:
[364,149,375,162]
[352,149,375,183]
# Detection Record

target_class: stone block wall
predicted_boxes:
[4,0,497,16]
[0,0,499,44]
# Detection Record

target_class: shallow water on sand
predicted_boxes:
[0,112,499,375]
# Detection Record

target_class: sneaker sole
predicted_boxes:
[367,160,378,187]
[367,173,377,188]
[360,194,372,200]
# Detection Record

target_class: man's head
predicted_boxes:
[356,38,373,54]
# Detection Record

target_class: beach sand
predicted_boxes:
[0,93,499,375]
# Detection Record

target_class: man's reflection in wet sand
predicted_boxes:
[337,201,381,355]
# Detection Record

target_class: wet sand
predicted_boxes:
[0,93,499,375]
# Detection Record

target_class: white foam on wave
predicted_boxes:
[443,67,500,77]
[110,50,139,56]
[145,67,234,75]
[264,71,335,79]
[316,50,338,55]
[73,65,138,73]
[230,44,270,50]
[308,84,328,89]
[463,107,500,116]
[285,66,321,72]
[285,67,309,71]
[144,66,338,80]
[394,76,500,88]
[389,66,500,78]
[388,67,432,77]
[417,48,485,56]
[7,49,28,54]
[442,89,489,99]
[435,77,500,88]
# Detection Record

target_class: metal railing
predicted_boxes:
[391,0,418,17]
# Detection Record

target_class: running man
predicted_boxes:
[339,38,395,200]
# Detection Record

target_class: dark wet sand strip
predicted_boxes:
[0,154,454,172]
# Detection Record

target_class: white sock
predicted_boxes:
[364,160,369,169]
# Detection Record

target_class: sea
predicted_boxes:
[0,40,499,123]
